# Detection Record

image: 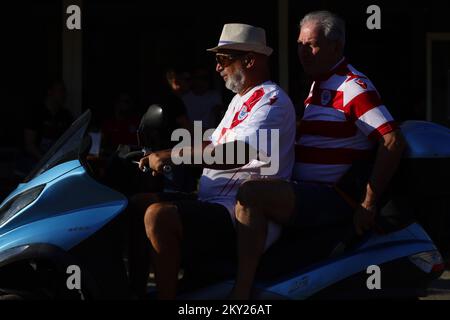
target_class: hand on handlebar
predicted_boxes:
[138,150,172,176]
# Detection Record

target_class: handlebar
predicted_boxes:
[131,161,172,175]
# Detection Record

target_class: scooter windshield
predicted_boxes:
[24,110,92,183]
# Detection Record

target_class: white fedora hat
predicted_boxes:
[207,23,273,56]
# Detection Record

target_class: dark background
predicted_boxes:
[4,1,450,123]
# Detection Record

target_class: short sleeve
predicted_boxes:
[345,78,397,140]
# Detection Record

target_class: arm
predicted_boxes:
[354,129,406,235]
[141,93,287,175]
[363,129,406,207]
[138,140,258,175]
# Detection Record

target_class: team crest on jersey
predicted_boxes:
[355,79,368,89]
[321,90,332,105]
[237,105,249,120]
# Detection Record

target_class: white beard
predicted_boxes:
[225,68,246,93]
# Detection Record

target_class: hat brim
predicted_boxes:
[207,43,273,56]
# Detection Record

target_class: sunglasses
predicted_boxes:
[215,52,248,67]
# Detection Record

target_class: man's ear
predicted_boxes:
[243,54,255,69]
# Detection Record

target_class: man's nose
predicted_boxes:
[216,63,223,73]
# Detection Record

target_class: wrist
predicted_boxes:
[361,201,377,213]
[363,184,377,207]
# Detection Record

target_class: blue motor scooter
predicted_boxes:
[0,110,448,299]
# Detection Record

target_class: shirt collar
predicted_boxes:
[312,57,348,81]
[239,80,272,100]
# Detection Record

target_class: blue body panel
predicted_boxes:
[401,121,450,158]
[0,161,127,251]
[0,160,82,206]
[0,203,125,251]
[265,223,436,299]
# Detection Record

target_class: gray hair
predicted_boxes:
[300,11,346,46]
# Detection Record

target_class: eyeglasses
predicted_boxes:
[215,53,247,67]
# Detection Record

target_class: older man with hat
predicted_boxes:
[130,23,296,299]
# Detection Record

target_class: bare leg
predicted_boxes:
[144,203,182,300]
[230,179,295,299]
[128,193,160,297]
[231,200,268,299]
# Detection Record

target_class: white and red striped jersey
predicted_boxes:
[198,81,296,220]
[293,58,397,184]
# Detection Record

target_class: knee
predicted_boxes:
[143,203,179,238]
[236,179,295,224]
[235,181,264,223]
[235,201,248,223]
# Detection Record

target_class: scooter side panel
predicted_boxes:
[401,121,450,158]
[356,223,434,250]
[0,160,82,206]
[0,203,124,252]
[0,165,127,251]
[265,227,436,299]
[0,166,127,234]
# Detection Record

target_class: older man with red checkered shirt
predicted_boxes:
[231,10,406,299]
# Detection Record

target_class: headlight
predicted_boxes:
[0,185,45,227]
[0,245,30,264]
